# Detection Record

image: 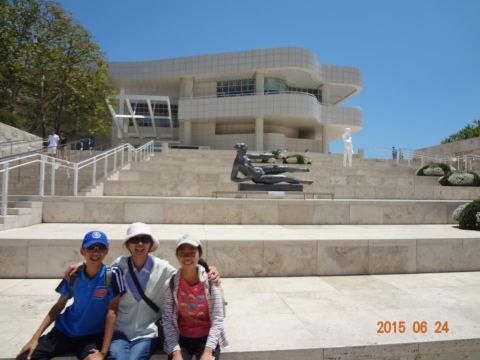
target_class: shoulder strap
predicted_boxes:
[127,257,160,313]
[169,274,175,293]
[104,265,112,289]
[67,264,84,299]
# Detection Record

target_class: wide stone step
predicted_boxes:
[1,223,478,278]
[3,273,480,359]
[104,176,479,200]
[131,157,415,173]
[45,196,466,225]
[6,208,31,215]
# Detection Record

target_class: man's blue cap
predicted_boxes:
[82,230,109,248]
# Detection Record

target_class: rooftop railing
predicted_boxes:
[0,141,154,216]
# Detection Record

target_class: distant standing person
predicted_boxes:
[342,128,353,168]
[58,131,68,160]
[392,146,397,160]
[47,129,60,157]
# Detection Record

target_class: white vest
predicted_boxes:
[112,255,176,340]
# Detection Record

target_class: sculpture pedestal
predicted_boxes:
[238,183,303,192]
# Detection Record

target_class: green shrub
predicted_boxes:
[458,199,480,230]
[438,170,480,186]
[282,154,312,165]
[452,203,468,222]
[415,163,454,176]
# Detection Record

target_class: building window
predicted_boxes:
[128,102,178,128]
[264,77,322,103]
[264,78,286,93]
[287,86,322,103]
[217,79,255,97]
[132,102,149,115]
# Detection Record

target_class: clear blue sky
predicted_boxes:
[60,0,480,156]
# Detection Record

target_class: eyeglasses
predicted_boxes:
[85,243,107,252]
[128,235,153,245]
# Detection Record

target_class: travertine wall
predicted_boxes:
[417,137,480,156]
[0,122,42,157]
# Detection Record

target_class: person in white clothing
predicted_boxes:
[342,128,353,168]
[47,128,60,157]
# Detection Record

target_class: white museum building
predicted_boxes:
[108,47,362,153]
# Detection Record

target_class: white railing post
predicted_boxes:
[51,157,55,195]
[114,151,117,171]
[92,158,97,187]
[1,162,9,216]
[121,147,125,168]
[104,155,108,179]
[73,163,79,196]
[39,155,45,197]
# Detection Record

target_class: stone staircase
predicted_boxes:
[103,149,480,200]
[0,196,42,230]
[1,148,479,359]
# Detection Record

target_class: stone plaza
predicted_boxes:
[1,147,480,359]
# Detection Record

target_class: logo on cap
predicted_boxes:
[91,231,102,239]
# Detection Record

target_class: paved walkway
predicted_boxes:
[1,223,478,242]
[1,223,480,358]
[2,272,480,359]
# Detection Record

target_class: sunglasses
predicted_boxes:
[128,235,153,245]
[85,243,107,252]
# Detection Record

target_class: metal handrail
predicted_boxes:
[371,146,479,170]
[0,139,43,158]
[0,137,111,162]
[0,141,154,216]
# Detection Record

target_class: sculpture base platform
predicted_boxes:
[238,183,303,192]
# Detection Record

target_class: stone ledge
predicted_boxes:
[41,196,466,225]
[1,224,479,278]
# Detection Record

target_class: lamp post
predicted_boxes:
[41,74,46,140]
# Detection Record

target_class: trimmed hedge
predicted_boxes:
[282,154,312,165]
[452,203,468,222]
[457,199,480,230]
[438,170,480,186]
[416,163,454,176]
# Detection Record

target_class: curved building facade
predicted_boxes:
[108,47,362,152]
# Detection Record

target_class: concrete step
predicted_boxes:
[3,273,480,359]
[104,177,479,200]
[6,207,31,215]
[0,209,42,230]
[1,223,478,278]
[42,195,467,225]
[0,197,43,230]
[7,201,43,209]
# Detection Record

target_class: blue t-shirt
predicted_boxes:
[55,264,126,337]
